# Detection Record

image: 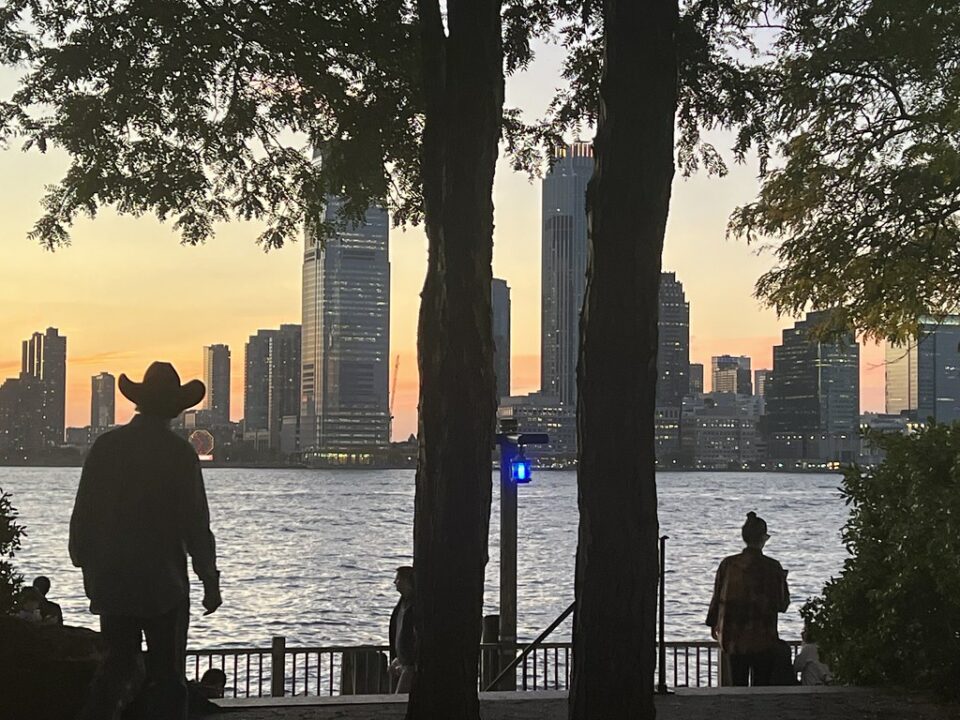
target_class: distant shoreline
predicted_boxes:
[0,462,843,473]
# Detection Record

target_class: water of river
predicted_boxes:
[0,467,847,648]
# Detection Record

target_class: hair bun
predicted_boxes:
[747,511,757,519]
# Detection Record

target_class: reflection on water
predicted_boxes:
[1,467,846,647]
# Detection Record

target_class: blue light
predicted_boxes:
[510,456,532,484]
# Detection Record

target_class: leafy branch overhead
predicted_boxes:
[730,0,960,344]
[0,0,558,249]
[0,0,426,248]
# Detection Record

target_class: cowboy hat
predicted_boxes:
[118,362,206,418]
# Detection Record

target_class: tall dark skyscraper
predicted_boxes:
[245,325,301,448]
[689,363,704,394]
[766,311,860,462]
[203,344,232,425]
[21,327,66,445]
[492,278,511,400]
[301,194,390,454]
[541,142,593,406]
[90,372,115,429]
[886,316,960,423]
[657,272,690,407]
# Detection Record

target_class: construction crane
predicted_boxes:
[389,354,400,442]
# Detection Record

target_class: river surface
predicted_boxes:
[0,468,847,648]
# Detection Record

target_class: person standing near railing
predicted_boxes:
[70,362,222,720]
[706,511,790,686]
[389,566,416,693]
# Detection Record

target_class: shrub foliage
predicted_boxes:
[802,424,960,697]
[0,488,26,614]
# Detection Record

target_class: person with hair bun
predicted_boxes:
[706,511,790,686]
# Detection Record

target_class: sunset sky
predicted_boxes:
[0,42,885,440]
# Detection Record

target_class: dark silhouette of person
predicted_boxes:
[706,511,790,686]
[70,362,221,720]
[32,576,63,626]
[388,566,416,693]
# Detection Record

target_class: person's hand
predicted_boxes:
[202,584,222,616]
[710,626,719,641]
[389,658,401,676]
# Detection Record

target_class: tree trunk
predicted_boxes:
[569,1,678,719]
[406,1,503,718]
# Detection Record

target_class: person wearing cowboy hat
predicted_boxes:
[70,362,221,720]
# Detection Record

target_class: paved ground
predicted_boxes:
[216,688,959,719]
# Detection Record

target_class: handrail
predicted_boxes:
[484,601,575,691]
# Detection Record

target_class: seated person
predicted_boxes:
[187,668,227,716]
[196,668,226,699]
[32,576,64,626]
[793,624,832,685]
[15,587,43,623]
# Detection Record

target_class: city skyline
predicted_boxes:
[0,41,888,439]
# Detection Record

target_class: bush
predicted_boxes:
[801,424,960,697]
[0,488,26,614]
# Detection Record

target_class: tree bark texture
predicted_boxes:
[406,1,503,718]
[569,1,678,719]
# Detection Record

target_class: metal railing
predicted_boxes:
[185,638,802,699]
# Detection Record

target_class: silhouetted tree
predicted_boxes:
[0,489,25,614]
[0,2,548,717]
[509,3,770,716]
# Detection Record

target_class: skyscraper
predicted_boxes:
[245,325,301,449]
[712,355,752,395]
[754,369,770,398]
[541,142,593,406]
[0,373,46,457]
[886,316,960,423]
[689,363,704,395]
[90,372,115,429]
[301,194,390,455]
[657,273,690,407]
[203,344,231,425]
[492,278,511,400]
[766,311,860,462]
[21,327,66,445]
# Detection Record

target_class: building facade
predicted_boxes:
[492,278,511,400]
[712,355,752,396]
[203,344,232,425]
[21,327,67,446]
[754,369,770,398]
[689,363,704,395]
[541,142,593,406]
[90,372,116,429]
[658,273,691,408]
[245,325,301,451]
[885,316,960,424]
[765,311,860,463]
[0,374,46,459]
[498,392,576,462]
[680,393,763,469]
[301,194,390,457]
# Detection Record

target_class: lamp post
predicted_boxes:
[495,418,548,690]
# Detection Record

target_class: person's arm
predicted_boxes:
[69,442,103,568]
[182,457,221,613]
[778,565,790,613]
[705,560,725,635]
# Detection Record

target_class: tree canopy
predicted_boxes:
[730,0,960,343]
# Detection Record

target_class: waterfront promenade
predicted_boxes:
[218,688,958,719]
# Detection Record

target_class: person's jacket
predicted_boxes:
[69,414,218,617]
[389,597,415,666]
[706,547,789,655]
